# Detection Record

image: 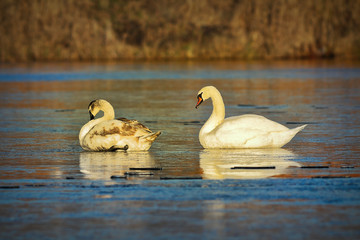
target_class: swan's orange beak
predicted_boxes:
[195,94,203,109]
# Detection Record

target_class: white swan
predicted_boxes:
[195,86,306,148]
[79,99,160,151]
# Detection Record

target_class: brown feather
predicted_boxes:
[117,117,152,133]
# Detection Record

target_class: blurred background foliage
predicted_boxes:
[0,0,359,62]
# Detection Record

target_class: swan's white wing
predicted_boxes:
[210,115,289,148]
[214,127,273,148]
[220,114,289,132]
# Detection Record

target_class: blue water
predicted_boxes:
[0,61,359,239]
[1,62,360,82]
[1,178,359,239]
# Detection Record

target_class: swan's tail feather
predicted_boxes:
[273,124,307,148]
[292,124,307,134]
[140,131,161,143]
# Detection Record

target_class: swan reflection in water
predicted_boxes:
[200,148,301,179]
[79,151,156,179]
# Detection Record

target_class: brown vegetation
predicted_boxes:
[1,0,359,62]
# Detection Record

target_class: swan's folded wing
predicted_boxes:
[117,117,152,133]
[222,114,289,132]
[89,119,151,139]
[214,127,269,147]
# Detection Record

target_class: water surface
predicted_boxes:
[0,60,359,239]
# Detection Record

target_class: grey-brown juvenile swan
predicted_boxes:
[79,99,160,151]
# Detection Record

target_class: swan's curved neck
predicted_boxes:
[200,89,225,134]
[79,101,115,145]
[101,102,115,120]
[79,118,103,145]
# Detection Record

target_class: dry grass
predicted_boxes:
[1,0,359,62]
